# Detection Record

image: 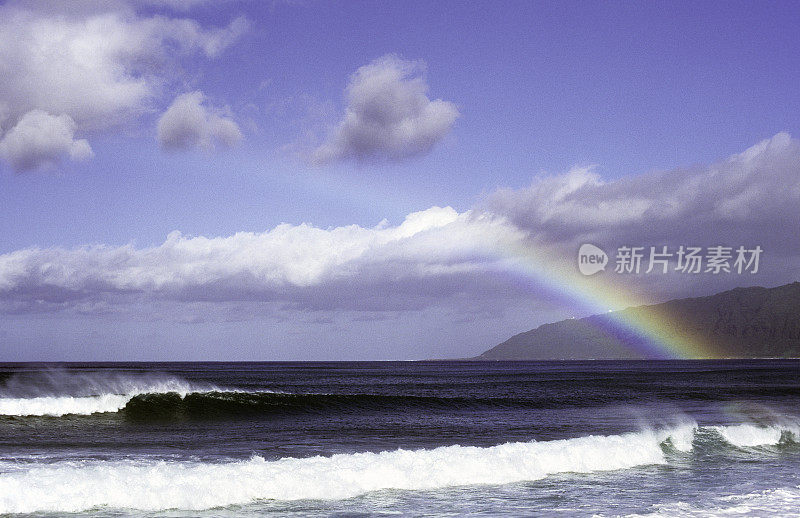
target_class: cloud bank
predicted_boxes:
[0,1,247,171]
[312,55,459,164]
[486,132,800,255]
[1,133,798,319]
[0,207,524,315]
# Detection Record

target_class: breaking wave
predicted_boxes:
[4,373,800,432]
[119,391,585,420]
[0,429,674,514]
[0,422,795,514]
[5,370,800,421]
[0,369,222,417]
[1,388,581,419]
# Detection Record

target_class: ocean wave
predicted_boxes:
[0,370,221,417]
[0,385,635,419]
[119,391,579,421]
[0,393,136,416]
[0,429,673,514]
[641,421,798,452]
[0,390,552,418]
[0,421,795,513]
[711,422,799,448]
[4,369,799,420]
[712,423,784,447]
[627,486,800,517]
[6,385,800,433]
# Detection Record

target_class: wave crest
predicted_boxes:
[0,369,219,417]
[712,423,799,448]
[0,430,672,514]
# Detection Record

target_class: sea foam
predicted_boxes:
[712,423,797,448]
[0,370,217,416]
[628,486,800,517]
[0,430,670,514]
[0,393,135,416]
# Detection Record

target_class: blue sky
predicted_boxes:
[1,0,799,360]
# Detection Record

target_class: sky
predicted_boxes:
[0,0,799,360]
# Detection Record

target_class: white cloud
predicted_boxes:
[157,91,243,151]
[134,0,220,12]
[0,110,93,172]
[0,2,247,170]
[0,7,246,127]
[2,134,798,319]
[0,207,525,313]
[478,132,800,303]
[312,55,459,164]
[485,132,800,252]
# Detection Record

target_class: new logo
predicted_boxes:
[578,244,608,276]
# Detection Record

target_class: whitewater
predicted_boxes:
[1,361,799,517]
[0,420,796,514]
[0,370,272,416]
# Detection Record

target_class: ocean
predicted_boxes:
[0,360,799,516]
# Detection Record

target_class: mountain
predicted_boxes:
[476,282,800,360]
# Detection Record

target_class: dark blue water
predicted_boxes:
[0,361,799,516]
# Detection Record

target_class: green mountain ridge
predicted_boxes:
[476,281,800,360]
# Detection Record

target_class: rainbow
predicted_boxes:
[492,239,719,359]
